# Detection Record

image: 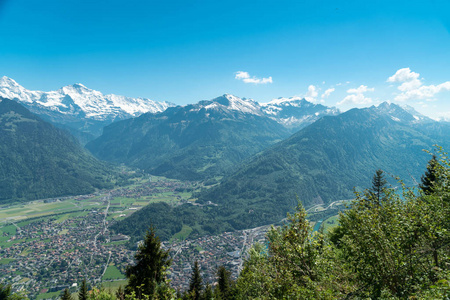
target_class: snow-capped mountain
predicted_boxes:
[196,94,340,132]
[261,96,340,131]
[0,76,174,141]
[0,76,173,120]
[373,102,434,124]
[197,94,264,116]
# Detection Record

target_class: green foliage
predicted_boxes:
[60,288,73,300]
[330,147,450,298]
[0,283,27,300]
[233,147,450,299]
[79,279,88,300]
[235,203,350,299]
[420,154,440,195]
[125,228,173,298]
[368,169,388,205]
[187,261,203,300]
[87,287,116,300]
[215,266,234,300]
[0,99,115,203]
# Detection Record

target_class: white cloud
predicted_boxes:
[235,71,250,80]
[387,68,420,83]
[321,88,335,99]
[395,81,450,101]
[387,68,422,92]
[338,94,373,105]
[235,71,273,84]
[435,110,450,121]
[337,84,374,106]
[305,85,320,103]
[388,68,450,102]
[347,85,374,94]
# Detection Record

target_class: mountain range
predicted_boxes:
[261,96,340,131]
[196,102,449,221]
[86,94,291,180]
[112,102,450,240]
[0,77,343,142]
[0,76,174,142]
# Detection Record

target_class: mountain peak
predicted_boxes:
[0,77,173,122]
[206,94,263,115]
[0,76,20,87]
[263,96,306,106]
[61,83,92,94]
[371,101,433,124]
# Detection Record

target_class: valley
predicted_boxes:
[0,174,342,299]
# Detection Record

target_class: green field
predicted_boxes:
[170,225,193,242]
[0,224,17,235]
[36,290,63,300]
[101,279,128,292]
[321,215,339,234]
[0,258,15,265]
[102,265,125,280]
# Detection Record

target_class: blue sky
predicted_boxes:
[0,0,449,119]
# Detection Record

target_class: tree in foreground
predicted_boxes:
[78,279,88,300]
[186,261,203,300]
[0,283,27,300]
[330,148,450,298]
[235,148,450,299]
[368,169,388,205]
[125,227,174,299]
[0,284,12,300]
[215,266,234,300]
[61,288,73,300]
[236,202,350,299]
[420,154,440,195]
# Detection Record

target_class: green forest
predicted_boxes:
[0,99,116,203]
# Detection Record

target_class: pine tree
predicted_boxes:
[216,265,233,299]
[420,155,439,195]
[78,278,88,300]
[125,227,172,298]
[369,169,388,205]
[61,288,73,300]
[202,284,213,300]
[0,283,12,300]
[187,261,203,300]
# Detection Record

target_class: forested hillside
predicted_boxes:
[0,98,115,203]
[87,95,290,180]
[197,105,445,211]
[112,104,449,243]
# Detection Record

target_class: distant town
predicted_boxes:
[0,176,271,299]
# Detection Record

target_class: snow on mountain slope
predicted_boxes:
[0,76,174,121]
[261,96,340,130]
[373,102,434,124]
[205,94,264,115]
